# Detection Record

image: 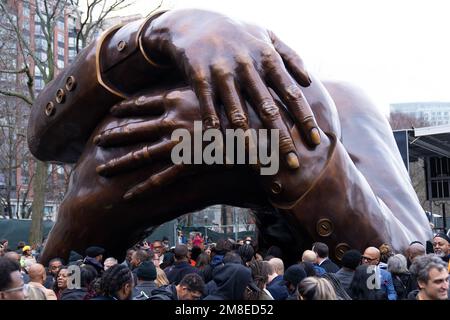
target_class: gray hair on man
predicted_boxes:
[409,254,447,283]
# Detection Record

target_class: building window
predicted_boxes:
[58,59,64,68]
[58,46,64,56]
[57,19,65,31]
[57,33,64,43]
[23,7,30,17]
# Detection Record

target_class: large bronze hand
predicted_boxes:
[142,9,321,168]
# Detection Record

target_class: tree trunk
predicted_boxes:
[29,160,47,245]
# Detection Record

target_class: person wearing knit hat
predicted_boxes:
[335,249,361,294]
[433,233,450,263]
[283,264,307,300]
[133,261,158,300]
[83,246,105,274]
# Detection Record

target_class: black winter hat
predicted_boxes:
[341,250,362,270]
[283,264,306,286]
[85,246,105,258]
[137,261,157,281]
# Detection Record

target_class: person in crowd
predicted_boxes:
[0,257,26,300]
[387,254,414,299]
[321,273,352,300]
[68,251,84,265]
[123,248,136,268]
[267,257,289,300]
[238,244,254,267]
[349,264,387,300]
[131,249,150,270]
[43,258,63,289]
[27,263,57,300]
[190,246,202,266]
[284,264,307,300]
[379,243,394,269]
[60,264,97,300]
[301,250,326,276]
[104,257,118,271]
[4,251,29,284]
[361,246,397,300]
[91,264,134,300]
[155,267,170,288]
[166,244,200,284]
[312,242,339,273]
[335,249,361,294]
[0,239,9,254]
[298,277,337,300]
[83,246,105,275]
[432,233,450,264]
[133,261,158,300]
[195,253,210,271]
[203,263,254,300]
[16,241,25,254]
[53,267,69,299]
[162,237,170,251]
[407,254,449,300]
[150,273,204,300]
[192,233,204,249]
[299,261,318,277]
[20,245,36,270]
[152,240,165,267]
[406,241,426,267]
[248,260,274,300]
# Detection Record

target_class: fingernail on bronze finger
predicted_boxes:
[93,135,101,145]
[123,191,133,200]
[310,128,321,145]
[96,164,106,175]
[286,152,300,169]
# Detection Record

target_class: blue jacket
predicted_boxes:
[267,275,289,300]
[379,268,397,300]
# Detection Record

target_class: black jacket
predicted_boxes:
[166,261,199,285]
[203,264,252,300]
[149,284,178,300]
[60,288,88,300]
[319,258,340,273]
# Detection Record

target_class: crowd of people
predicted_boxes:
[0,232,449,300]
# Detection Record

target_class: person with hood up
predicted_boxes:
[203,263,258,300]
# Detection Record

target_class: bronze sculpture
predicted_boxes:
[27,9,432,265]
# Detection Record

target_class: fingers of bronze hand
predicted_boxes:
[110,94,165,117]
[268,30,311,87]
[123,163,187,200]
[265,56,320,147]
[96,140,176,177]
[191,67,221,130]
[239,62,299,170]
[94,120,166,147]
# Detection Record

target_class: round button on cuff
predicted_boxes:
[55,89,65,104]
[271,181,282,194]
[316,218,333,237]
[117,40,127,52]
[335,243,351,261]
[45,102,55,116]
[65,76,76,91]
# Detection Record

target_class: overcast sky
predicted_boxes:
[116,0,450,114]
